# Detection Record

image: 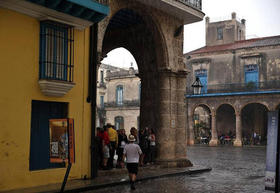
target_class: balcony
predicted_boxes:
[186,80,280,97]
[134,0,204,24]
[0,0,109,29]
[177,0,202,10]
[105,100,140,108]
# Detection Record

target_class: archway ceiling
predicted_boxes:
[107,9,144,30]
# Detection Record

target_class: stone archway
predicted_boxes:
[241,103,269,145]
[99,1,191,167]
[216,104,236,145]
[192,104,211,144]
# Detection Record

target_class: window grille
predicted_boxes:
[39,21,74,82]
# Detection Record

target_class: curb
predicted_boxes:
[61,167,212,193]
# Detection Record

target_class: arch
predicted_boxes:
[216,103,236,115]
[240,101,269,112]
[275,103,280,111]
[100,5,170,136]
[101,6,168,71]
[216,104,236,144]
[192,104,211,144]
[241,103,269,145]
[191,103,212,115]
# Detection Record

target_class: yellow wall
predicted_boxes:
[0,8,92,191]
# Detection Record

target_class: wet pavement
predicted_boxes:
[84,145,269,193]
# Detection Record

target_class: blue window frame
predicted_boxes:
[195,69,208,94]
[40,21,74,82]
[30,100,68,170]
[116,85,123,105]
[115,116,124,130]
[245,64,259,88]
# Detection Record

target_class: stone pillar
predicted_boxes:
[209,112,218,146]
[187,107,195,145]
[234,111,242,146]
[157,70,192,167]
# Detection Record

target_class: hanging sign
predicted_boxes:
[49,118,75,163]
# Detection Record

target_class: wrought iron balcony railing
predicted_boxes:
[186,80,280,95]
[105,100,140,108]
[176,0,202,10]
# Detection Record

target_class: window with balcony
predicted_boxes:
[217,27,223,40]
[115,116,124,130]
[116,85,124,105]
[245,64,259,88]
[39,21,74,82]
[195,69,208,94]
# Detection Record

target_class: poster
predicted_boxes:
[49,118,75,163]
[265,111,279,190]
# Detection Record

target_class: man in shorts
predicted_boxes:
[123,134,143,190]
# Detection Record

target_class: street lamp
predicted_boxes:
[192,77,203,95]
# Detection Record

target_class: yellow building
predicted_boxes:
[0,0,109,191]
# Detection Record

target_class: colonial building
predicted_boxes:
[185,13,280,146]
[96,63,140,134]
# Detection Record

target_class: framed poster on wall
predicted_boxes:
[49,118,75,163]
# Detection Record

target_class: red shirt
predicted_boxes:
[98,131,110,145]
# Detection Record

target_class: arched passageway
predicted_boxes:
[193,105,211,144]
[216,104,236,145]
[100,4,191,167]
[241,103,268,145]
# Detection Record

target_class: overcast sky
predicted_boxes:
[102,0,280,68]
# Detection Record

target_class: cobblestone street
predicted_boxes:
[84,145,269,193]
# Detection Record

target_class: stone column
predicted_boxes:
[234,111,242,146]
[157,70,192,167]
[187,107,195,145]
[209,112,218,146]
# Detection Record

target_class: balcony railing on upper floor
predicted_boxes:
[186,80,280,96]
[105,100,140,108]
[176,0,202,10]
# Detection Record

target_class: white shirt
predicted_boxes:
[123,143,142,163]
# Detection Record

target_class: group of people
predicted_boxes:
[96,124,156,190]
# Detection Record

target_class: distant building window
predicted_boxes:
[217,27,223,40]
[115,116,124,130]
[30,100,68,170]
[100,70,104,83]
[138,83,141,100]
[39,21,74,82]
[100,95,104,108]
[116,85,123,105]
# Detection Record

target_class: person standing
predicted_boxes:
[147,128,156,164]
[123,134,143,190]
[116,129,127,168]
[107,124,118,169]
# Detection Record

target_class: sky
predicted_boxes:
[102,0,280,69]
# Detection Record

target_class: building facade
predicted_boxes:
[96,63,140,134]
[0,0,109,191]
[185,13,280,146]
